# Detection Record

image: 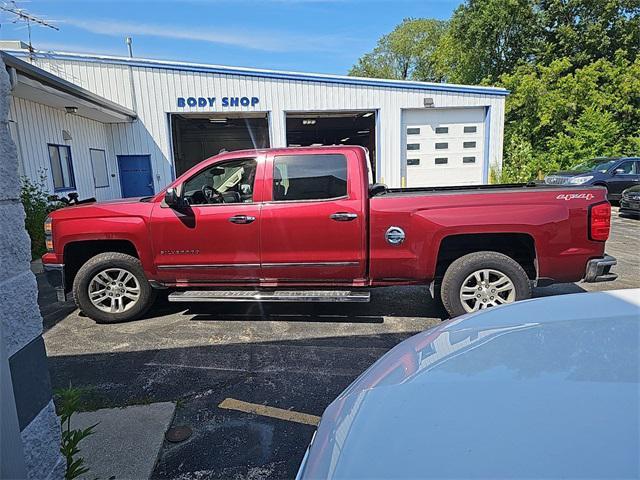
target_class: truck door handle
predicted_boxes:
[228,215,256,224]
[330,212,358,222]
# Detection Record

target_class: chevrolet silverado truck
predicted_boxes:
[42,146,617,323]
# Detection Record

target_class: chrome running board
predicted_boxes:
[168,290,370,303]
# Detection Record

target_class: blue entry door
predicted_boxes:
[117,155,154,197]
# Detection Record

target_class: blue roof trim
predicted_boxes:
[15,50,510,97]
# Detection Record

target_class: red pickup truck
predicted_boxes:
[42,146,616,323]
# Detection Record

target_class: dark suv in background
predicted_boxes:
[544,157,640,201]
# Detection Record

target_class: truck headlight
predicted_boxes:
[567,175,594,185]
[44,217,54,252]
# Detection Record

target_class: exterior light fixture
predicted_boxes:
[423,97,435,108]
[64,106,78,114]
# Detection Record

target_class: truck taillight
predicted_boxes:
[589,202,611,241]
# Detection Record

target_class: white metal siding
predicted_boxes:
[9,96,119,201]
[29,56,506,193]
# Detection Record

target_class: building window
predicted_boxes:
[435,127,448,134]
[273,154,347,201]
[463,141,476,148]
[463,156,476,164]
[407,158,420,166]
[435,157,448,165]
[407,143,420,151]
[48,144,75,191]
[435,142,448,150]
[407,127,420,135]
[90,149,109,188]
[464,126,477,133]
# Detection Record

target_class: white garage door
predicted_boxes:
[402,107,485,187]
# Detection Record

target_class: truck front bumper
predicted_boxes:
[583,255,617,283]
[43,263,66,302]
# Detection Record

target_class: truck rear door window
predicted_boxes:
[273,154,347,201]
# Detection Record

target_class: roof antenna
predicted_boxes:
[126,36,133,58]
[0,1,59,62]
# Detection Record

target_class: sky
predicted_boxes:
[0,0,460,75]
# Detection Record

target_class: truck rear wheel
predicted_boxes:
[72,252,156,323]
[441,251,531,317]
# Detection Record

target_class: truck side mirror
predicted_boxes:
[613,168,625,175]
[369,183,387,197]
[164,187,182,208]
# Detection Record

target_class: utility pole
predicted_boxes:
[0,1,59,62]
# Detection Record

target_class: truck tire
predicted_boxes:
[72,252,156,323]
[441,251,531,318]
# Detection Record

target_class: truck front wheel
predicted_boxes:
[441,251,531,317]
[72,252,156,323]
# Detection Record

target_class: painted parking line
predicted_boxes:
[218,398,320,426]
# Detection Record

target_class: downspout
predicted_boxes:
[125,37,138,114]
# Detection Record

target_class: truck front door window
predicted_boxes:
[273,154,347,201]
[182,158,257,205]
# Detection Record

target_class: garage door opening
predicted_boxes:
[285,111,377,178]
[171,113,270,176]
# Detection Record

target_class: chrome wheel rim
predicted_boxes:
[460,269,515,313]
[88,268,140,313]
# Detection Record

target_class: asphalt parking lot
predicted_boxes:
[41,207,639,480]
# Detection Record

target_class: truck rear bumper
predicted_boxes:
[583,255,617,283]
[43,263,66,301]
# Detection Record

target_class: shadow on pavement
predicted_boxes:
[533,283,587,298]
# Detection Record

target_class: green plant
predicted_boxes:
[488,165,501,184]
[55,386,98,480]
[20,171,64,259]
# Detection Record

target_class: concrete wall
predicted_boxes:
[0,56,65,480]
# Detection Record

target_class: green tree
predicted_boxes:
[547,107,623,166]
[434,0,640,84]
[349,18,448,81]
[499,54,640,180]
[433,0,539,84]
[536,0,640,68]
